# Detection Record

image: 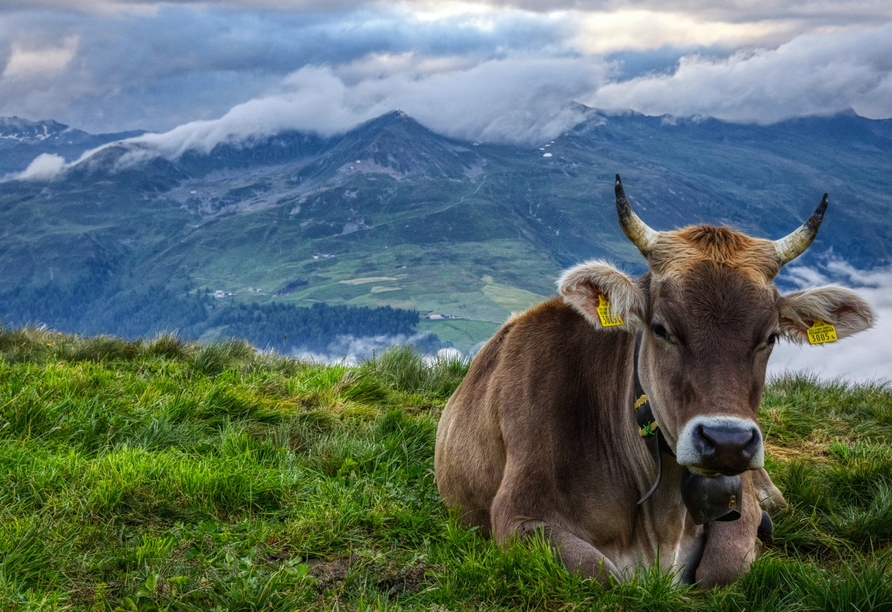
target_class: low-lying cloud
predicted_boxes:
[15,152,66,180]
[292,332,441,365]
[770,260,892,383]
[123,56,606,156]
[13,55,606,179]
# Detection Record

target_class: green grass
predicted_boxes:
[1,326,891,610]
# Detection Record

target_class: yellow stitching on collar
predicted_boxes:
[639,421,658,437]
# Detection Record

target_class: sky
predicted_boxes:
[769,261,892,384]
[1,0,892,146]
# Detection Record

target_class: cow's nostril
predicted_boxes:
[694,423,715,455]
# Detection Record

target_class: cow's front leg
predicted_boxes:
[694,470,762,587]
[501,517,621,583]
[491,492,620,583]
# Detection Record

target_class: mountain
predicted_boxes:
[0,109,890,352]
[0,116,146,177]
[0,117,72,146]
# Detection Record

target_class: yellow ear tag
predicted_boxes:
[597,295,624,327]
[807,320,838,344]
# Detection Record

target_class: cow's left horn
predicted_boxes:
[774,194,829,265]
[615,174,659,256]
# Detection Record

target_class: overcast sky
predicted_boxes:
[2,0,892,143]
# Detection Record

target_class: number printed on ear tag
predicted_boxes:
[807,320,838,344]
[597,295,624,327]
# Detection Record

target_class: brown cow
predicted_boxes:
[435,176,875,586]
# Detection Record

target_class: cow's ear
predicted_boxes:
[558,260,647,332]
[778,285,875,344]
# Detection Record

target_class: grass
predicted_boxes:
[1,325,891,610]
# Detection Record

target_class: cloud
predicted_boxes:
[2,36,78,79]
[769,261,892,383]
[0,1,369,13]
[589,23,892,122]
[26,18,892,171]
[7,54,604,178]
[96,56,607,165]
[292,332,439,364]
[0,4,578,133]
[1,1,891,150]
[5,0,892,24]
[572,9,800,54]
[15,153,67,180]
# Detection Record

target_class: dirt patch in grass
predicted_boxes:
[308,556,352,593]
[377,562,436,599]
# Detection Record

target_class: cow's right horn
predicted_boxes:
[615,174,659,256]
[774,193,829,266]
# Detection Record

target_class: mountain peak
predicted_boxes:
[0,116,71,144]
[352,110,424,134]
[328,111,483,180]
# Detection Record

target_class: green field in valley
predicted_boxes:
[2,327,891,610]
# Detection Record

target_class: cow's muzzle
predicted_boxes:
[675,416,764,475]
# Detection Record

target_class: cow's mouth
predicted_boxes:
[685,465,746,478]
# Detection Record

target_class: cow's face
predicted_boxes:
[559,177,875,476]
[640,254,779,475]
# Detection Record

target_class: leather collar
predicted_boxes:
[634,333,673,504]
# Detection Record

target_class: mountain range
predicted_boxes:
[1,108,890,352]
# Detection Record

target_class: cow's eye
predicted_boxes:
[766,333,779,346]
[652,322,670,341]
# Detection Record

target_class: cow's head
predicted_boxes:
[559,175,875,476]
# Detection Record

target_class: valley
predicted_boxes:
[1,109,891,353]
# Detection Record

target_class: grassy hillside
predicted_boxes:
[1,327,891,610]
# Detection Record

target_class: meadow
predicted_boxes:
[1,326,891,611]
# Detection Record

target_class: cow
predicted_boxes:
[435,175,875,587]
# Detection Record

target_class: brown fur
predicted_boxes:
[649,225,780,283]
